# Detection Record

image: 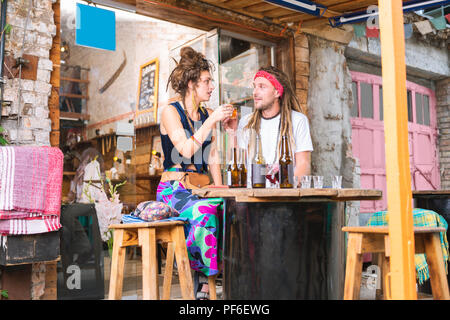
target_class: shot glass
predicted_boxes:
[313,175,324,189]
[332,175,343,189]
[300,175,312,189]
[294,176,300,188]
[231,108,237,119]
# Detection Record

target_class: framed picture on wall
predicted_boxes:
[136,58,159,122]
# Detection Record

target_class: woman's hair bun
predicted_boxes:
[179,46,204,67]
[180,46,196,60]
[167,46,213,97]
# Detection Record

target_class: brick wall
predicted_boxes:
[0,0,56,300]
[437,78,450,189]
[0,0,56,146]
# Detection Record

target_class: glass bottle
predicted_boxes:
[279,135,293,188]
[238,148,247,188]
[227,147,240,188]
[226,162,233,187]
[251,133,266,188]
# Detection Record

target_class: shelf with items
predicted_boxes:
[59,64,90,122]
[60,111,90,121]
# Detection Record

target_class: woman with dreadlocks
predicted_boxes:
[158,46,233,299]
[225,66,313,184]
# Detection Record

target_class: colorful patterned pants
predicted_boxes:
[157,180,224,277]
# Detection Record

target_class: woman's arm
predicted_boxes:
[161,104,232,159]
[161,105,215,159]
[161,104,233,158]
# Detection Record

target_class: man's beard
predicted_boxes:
[254,98,275,111]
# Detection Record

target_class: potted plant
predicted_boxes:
[0,126,8,146]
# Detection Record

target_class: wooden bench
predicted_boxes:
[342,226,450,300]
[108,221,214,300]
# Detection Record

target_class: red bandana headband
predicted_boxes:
[254,70,284,97]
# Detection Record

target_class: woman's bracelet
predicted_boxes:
[191,135,202,146]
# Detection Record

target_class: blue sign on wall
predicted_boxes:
[75,3,116,51]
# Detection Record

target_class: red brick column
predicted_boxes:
[436,78,450,188]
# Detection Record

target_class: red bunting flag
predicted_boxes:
[366,26,379,38]
[445,13,450,24]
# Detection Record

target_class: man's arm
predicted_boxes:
[294,151,311,178]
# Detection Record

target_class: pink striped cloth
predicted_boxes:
[0,215,61,235]
[0,210,43,220]
[0,146,63,235]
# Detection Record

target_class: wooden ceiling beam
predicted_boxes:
[113,0,378,44]
[328,0,378,12]
[224,0,262,9]
[301,24,354,44]
[260,7,302,18]
[135,0,288,43]
[243,2,277,12]
[200,0,270,20]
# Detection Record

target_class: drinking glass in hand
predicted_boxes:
[230,108,237,119]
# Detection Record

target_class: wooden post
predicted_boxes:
[49,0,61,147]
[378,0,417,299]
[41,261,58,300]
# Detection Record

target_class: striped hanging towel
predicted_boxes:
[0,146,63,235]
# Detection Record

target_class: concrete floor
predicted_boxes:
[102,255,432,300]
[103,255,223,300]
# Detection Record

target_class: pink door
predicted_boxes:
[351,71,440,213]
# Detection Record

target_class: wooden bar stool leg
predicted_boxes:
[381,255,390,300]
[139,228,159,300]
[374,253,383,299]
[162,241,175,300]
[108,229,126,300]
[423,233,450,300]
[343,233,363,300]
[171,226,194,300]
[374,252,390,300]
[208,276,217,300]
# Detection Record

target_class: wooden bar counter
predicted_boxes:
[192,187,382,300]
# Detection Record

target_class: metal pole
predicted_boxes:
[0,0,8,118]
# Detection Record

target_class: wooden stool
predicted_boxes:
[342,226,450,300]
[108,221,196,300]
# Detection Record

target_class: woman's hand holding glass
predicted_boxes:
[221,105,238,132]
[212,104,234,123]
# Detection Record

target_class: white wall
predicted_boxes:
[61,0,204,138]
[347,35,449,79]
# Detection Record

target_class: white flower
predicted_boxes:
[94,186,123,241]
[83,159,126,242]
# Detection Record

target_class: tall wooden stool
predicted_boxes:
[108,221,195,300]
[342,226,450,300]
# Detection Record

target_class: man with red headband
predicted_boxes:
[224,66,313,186]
